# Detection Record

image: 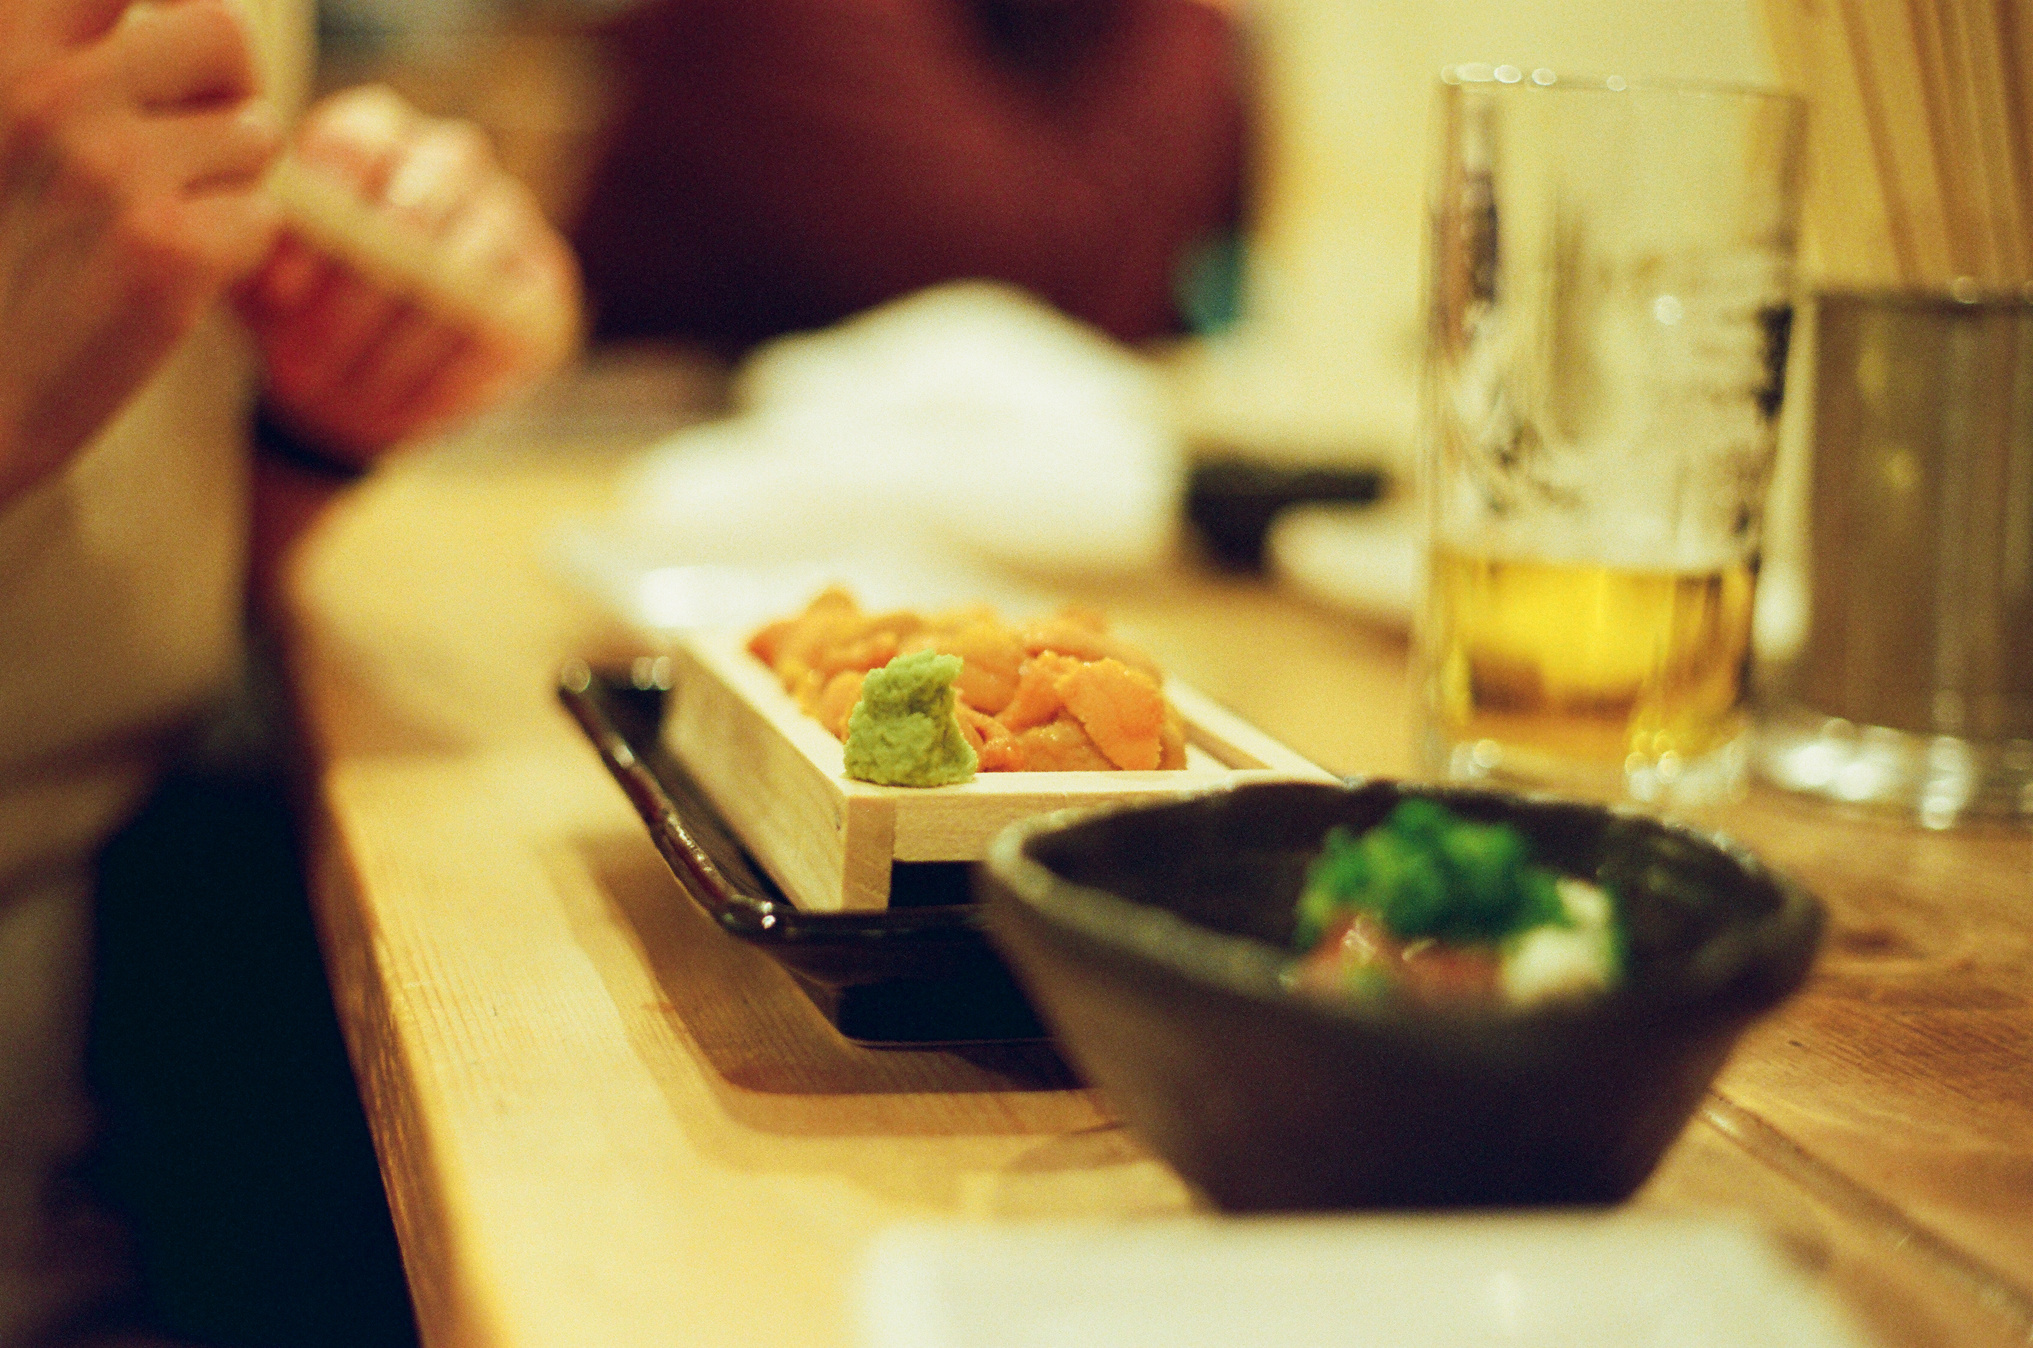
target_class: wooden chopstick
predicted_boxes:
[1852,0,1962,283]
[2003,0,2033,277]
[1764,0,2033,288]
[1960,0,2031,280]
[1765,0,1909,286]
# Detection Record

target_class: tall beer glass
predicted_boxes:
[1415,67,1806,805]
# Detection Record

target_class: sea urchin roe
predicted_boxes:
[750,588,1188,777]
[842,651,978,786]
[1289,800,1622,1006]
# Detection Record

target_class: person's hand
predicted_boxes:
[235,86,582,467]
[0,0,280,503]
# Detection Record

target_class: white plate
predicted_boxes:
[856,1211,1871,1348]
[1265,499,1424,632]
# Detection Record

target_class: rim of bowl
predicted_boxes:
[983,780,1824,1038]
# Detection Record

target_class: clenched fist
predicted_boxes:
[237,85,583,465]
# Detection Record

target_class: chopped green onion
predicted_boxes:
[1297,800,1597,948]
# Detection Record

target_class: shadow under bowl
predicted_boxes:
[977,780,1823,1212]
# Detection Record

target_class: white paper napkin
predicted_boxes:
[559,283,1185,633]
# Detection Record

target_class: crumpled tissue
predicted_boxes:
[610,282,1184,583]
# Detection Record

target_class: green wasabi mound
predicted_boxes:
[843,650,978,787]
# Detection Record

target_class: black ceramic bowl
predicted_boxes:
[978,780,1823,1211]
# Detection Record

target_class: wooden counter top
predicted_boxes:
[282,355,2032,1348]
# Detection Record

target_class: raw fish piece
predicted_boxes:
[997,651,1081,732]
[1018,610,1161,679]
[1010,716,1113,771]
[1056,657,1166,770]
[815,669,866,739]
[956,704,1025,771]
[902,618,1027,714]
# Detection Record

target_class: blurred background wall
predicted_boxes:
[1179,0,1777,470]
[314,0,1780,473]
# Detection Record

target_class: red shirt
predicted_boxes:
[569,0,1250,350]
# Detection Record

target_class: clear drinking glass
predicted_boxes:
[1755,290,2033,826]
[1414,67,1807,806]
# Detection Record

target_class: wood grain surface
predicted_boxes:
[282,355,2033,1348]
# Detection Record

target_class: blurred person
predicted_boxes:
[0,0,577,1344]
[569,0,1250,351]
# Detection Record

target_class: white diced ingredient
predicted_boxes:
[1557,875,1614,929]
[1502,926,1614,1005]
[1502,910,1617,1007]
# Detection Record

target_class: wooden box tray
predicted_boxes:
[559,664,1056,1045]
[664,629,1337,912]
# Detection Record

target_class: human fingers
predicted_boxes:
[451,174,580,320]
[105,100,279,291]
[136,99,281,194]
[433,176,539,288]
[239,231,327,316]
[402,337,526,429]
[5,0,138,59]
[294,310,474,455]
[254,303,536,464]
[422,177,582,371]
[108,0,260,109]
[161,180,281,287]
[379,117,492,237]
[9,189,248,469]
[358,339,510,450]
[257,264,406,411]
[291,84,417,201]
[276,86,582,364]
[4,56,278,278]
[344,307,469,416]
[254,296,492,461]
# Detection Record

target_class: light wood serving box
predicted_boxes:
[664,629,1338,911]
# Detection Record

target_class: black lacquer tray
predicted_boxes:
[558,662,1047,1045]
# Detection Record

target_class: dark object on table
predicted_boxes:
[978,779,1822,1210]
[1186,456,1387,570]
[559,662,1047,1045]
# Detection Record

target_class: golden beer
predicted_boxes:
[1422,548,1758,777]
